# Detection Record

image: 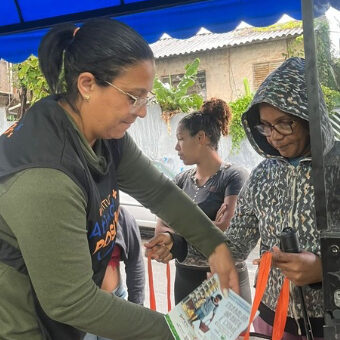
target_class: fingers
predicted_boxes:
[271,251,322,286]
[271,249,299,267]
[162,252,173,263]
[215,204,227,222]
[252,258,260,265]
[271,246,303,267]
[144,233,172,248]
[146,244,173,263]
[144,233,173,262]
[208,243,240,295]
[155,243,171,261]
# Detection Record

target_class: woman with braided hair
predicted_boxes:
[150,98,251,304]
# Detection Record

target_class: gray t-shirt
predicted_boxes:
[174,163,248,269]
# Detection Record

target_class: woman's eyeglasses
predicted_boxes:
[255,121,295,137]
[104,80,155,108]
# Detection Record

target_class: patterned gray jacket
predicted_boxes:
[224,57,335,319]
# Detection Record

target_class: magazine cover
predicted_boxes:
[165,274,253,340]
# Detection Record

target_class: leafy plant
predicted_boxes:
[11,55,49,119]
[253,20,302,32]
[314,17,338,90]
[283,35,305,60]
[321,85,340,114]
[153,58,204,130]
[229,79,253,153]
[283,17,340,116]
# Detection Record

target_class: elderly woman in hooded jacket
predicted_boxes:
[224,57,335,339]
[148,57,336,340]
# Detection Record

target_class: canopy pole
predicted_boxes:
[301,0,328,230]
[301,1,340,338]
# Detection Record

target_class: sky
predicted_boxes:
[326,7,340,57]
[238,8,340,58]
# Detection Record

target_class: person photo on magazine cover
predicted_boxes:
[189,293,222,326]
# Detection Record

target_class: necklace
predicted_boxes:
[190,168,220,203]
[190,163,231,203]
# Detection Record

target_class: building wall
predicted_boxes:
[0,60,12,94]
[228,39,289,100]
[155,38,295,102]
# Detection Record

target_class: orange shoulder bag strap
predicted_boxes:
[147,256,172,312]
[243,251,290,340]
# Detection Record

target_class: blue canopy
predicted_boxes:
[1,0,339,63]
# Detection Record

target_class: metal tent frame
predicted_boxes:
[0,0,339,337]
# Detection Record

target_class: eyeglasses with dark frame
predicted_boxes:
[255,120,296,137]
[104,80,155,108]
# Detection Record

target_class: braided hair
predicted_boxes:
[178,98,232,150]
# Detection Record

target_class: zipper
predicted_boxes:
[287,166,303,335]
[288,166,297,228]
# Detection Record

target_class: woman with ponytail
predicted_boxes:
[149,98,251,304]
[0,20,239,340]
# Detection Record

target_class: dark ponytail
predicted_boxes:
[38,23,75,94]
[179,98,232,150]
[38,18,154,106]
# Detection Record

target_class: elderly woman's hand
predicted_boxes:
[144,233,173,263]
[271,246,322,286]
[208,243,240,295]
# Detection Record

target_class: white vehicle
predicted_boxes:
[120,160,176,236]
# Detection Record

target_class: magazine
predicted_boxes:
[165,274,253,340]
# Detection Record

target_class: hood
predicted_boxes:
[242,57,335,158]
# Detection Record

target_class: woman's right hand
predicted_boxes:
[144,233,173,263]
[208,243,240,295]
[215,203,227,223]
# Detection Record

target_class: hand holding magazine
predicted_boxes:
[165,274,254,340]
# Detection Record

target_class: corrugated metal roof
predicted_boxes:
[150,26,303,59]
[330,109,340,141]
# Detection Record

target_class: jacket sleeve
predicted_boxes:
[224,169,261,261]
[0,169,173,340]
[117,134,227,259]
[116,207,145,305]
[169,233,188,262]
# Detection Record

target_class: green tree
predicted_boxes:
[285,17,340,113]
[315,17,340,113]
[229,79,253,153]
[321,85,340,114]
[333,58,340,88]
[12,55,49,119]
[315,17,338,90]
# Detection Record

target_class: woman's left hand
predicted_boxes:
[208,243,240,295]
[144,233,173,263]
[215,203,227,223]
[271,246,322,286]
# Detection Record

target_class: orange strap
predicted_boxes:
[147,256,157,310]
[243,251,290,340]
[147,256,171,312]
[272,277,290,339]
[243,252,272,340]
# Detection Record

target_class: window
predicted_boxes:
[253,60,284,89]
[160,70,207,99]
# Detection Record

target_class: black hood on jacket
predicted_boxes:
[242,57,335,159]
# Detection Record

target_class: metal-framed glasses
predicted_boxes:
[255,120,295,137]
[104,80,155,108]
